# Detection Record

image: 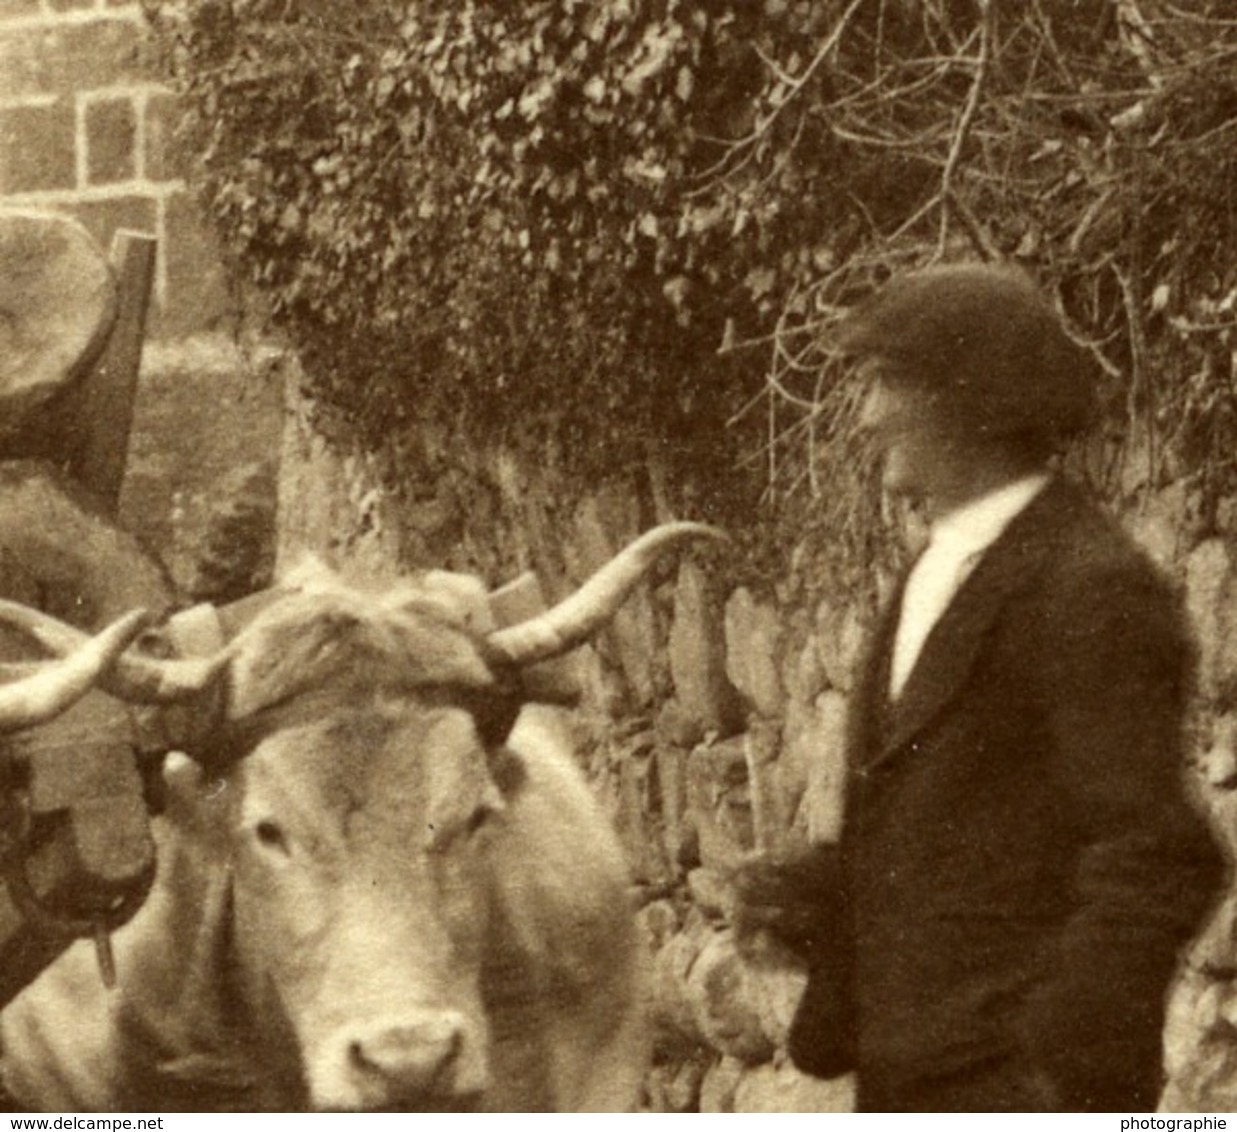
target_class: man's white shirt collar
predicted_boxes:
[928,471,1052,559]
[889,472,1051,699]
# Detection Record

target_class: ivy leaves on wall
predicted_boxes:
[148,0,1237,585]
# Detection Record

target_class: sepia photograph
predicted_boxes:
[0,0,1235,1117]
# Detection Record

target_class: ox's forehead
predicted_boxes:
[227,586,499,722]
[238,702,495,840]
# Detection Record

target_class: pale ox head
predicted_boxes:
[0,522,721,1110]
[214,576,520,1110]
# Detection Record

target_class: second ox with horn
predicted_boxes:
[0,523,722,1111]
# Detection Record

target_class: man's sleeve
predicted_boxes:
[1017,564,1227,1109]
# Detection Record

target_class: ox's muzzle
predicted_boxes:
[318,1009,487,1111]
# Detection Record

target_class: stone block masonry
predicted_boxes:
[0,0,231,337]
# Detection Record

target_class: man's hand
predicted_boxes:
[731,846,843,964]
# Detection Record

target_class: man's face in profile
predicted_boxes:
[856,366,970,509]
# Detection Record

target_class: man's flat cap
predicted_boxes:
[836,262,1097,439]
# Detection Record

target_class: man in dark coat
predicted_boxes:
[738,263,1226,1112]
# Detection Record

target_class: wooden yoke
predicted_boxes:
[0,213,164,1002]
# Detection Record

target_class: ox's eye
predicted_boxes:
[254,819,291,856]
[465,803,495,838]
[430,802,497,850]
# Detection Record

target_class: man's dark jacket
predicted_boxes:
[785,477,1225,1111]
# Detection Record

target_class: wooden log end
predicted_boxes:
[0,210,118,444]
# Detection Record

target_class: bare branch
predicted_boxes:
[936,1,993,256]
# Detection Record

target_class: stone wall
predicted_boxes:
[0,0,230,338]
[275,398,1237,1113]
[120,335,281,593]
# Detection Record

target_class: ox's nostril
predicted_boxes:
[349,1015,465,1097]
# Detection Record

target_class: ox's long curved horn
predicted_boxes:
[0,608,150,730]
[487,522,727,666]
[0,600,229,703]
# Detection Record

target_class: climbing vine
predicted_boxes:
[146,0,1237,586]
